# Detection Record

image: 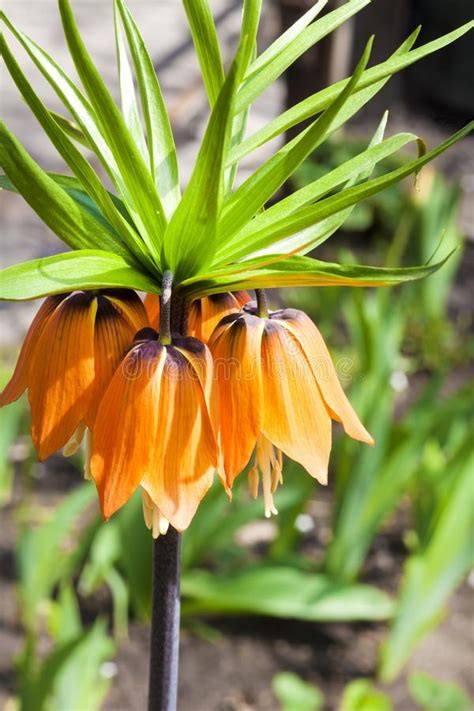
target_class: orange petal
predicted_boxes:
[91,339,167,518]
[105,289,149,333]
[86,295,140,427]
[0,295,63,407]
[141,346,218,531]
[28,292,97,460]
[189,293,246,342]
[143,293,160,329]
[260,320,332,484]
[277,309,374,445]
[209,313,264,486]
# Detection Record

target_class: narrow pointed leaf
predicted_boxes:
[182,0,225,108]
[219,123,472,263]
[1,35,155,273]
[235,0,370,114]
[162,50,245,279]
[219,37,374,241]
[231,21,473,164]
[0,251,158,301]
[182,252,452,299]
[58,0,166,261]
[225,129,418,261]
[0,123,125,255]
[249,0,327,75]
[116,0,180,217]
[113,2,148,161]
[49,111,90,148]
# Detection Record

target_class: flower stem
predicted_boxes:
[255,289,269,318]
[160,270,173,345]
[148,526,181,711]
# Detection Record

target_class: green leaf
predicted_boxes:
[231,21,474,164]
[220,123,472,263]
[250,0,327,76]
[220,37,374,242]
[273,672,324,711]
[379,453,474,682]
[162,46,246,279]
[0,123,124,254]
[182,0,225,107]
[115,0,180,217]
[408,671,472,711]
[235,0,370,113]
[49,111,90,148]
[181,567,394,621]
[58,0,166,262]
[224,129,417,261]
[182,253,451,299]
[0,390,24,506]
[0,250,159,301]
[113,1,148,161]
[0,36,155,272]
[1,12,121,185]
[340,680,392,711]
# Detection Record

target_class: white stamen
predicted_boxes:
[63,422,86,457]
[248,464,259,499]
[83,429,93,480]
[141,490,169,538]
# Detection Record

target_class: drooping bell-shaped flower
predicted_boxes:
[143,291,250,343]
[209,303,373,516]
[0,290,147,460]
[90,327,218,532]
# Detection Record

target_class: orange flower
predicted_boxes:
[0,290,147,460]
[90,328,218,533]
[143,291,250,342]
[209,305,373,516]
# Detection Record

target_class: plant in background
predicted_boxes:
[0,0,472,707]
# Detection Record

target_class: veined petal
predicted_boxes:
[86,295,141,426]
[189,292,248,342]
[91,339,167,518]
[209,313,264,486]
[0,295,64,406]
[261,320,332,484]
[28,292,97,460]
[277,309,373,445]
[104,289,149,333]
[143,293,160,329]
[141,347,217,531]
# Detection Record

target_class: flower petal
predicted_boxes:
[0,295,64,407]
[143,293,160,329]
[209,313,264,486]
[141,347,217,531]
[104,289,149,333]
[91,340,166,518]
[277,309,373,445]
[86,295,141,426]
[28,292,97,460]
[261,320,332,484]
[189,292,247,342]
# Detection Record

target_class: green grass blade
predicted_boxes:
[1,35,156,273]
[249,0,327,75]
[0,123,123,254]
[116,0,180,217]
[162,46,246,280]
[219,37,374,242]
[113,1,148,161]
[0,250,159,301]
[231,21,473,163]
[182,0,225,108]
[235,0,370,114]
[220,123,472,263]
[58,0,166,262]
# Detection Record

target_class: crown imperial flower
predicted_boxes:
[209,302,373,515]
[0,289,147,460]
